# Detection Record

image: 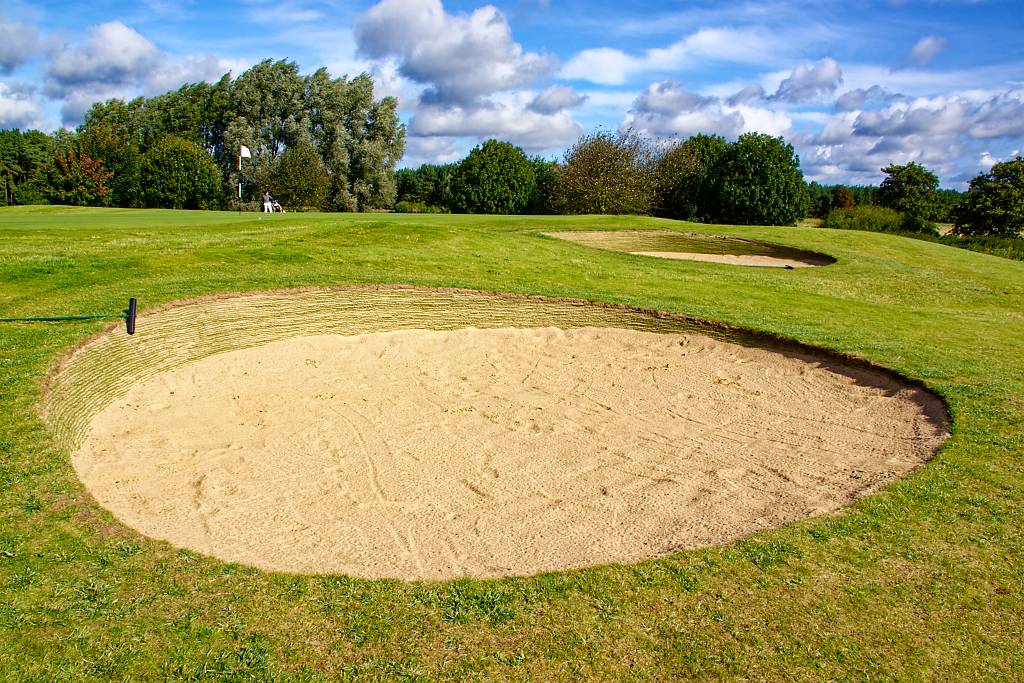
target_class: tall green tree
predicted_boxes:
[140,136,223,210]
[229,63,404,211]
[67,59,405,212]
[526,157,559,215]
[0,129,55,205]
[655,133,728,222]
[448,140,536,214]
[271,140,329,209]
[707,133,808,225]
[554,131,656,215]
[877,161,940,220]
[953,157,1024,238]
[831,186,854,209]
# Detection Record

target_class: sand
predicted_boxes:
[72,326,947,580]
[630,251,820,267]
[543,230,833,268]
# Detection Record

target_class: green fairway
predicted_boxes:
[1,205,1022,680]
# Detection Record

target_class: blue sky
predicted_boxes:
[1,0,1022,187]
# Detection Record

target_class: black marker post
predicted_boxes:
[126,297,137,335]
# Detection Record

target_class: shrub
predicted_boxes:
[554,131,655,215]
[899,213,940,236]
[941,234,1024,261]
[394,200,448,214]
[655,134,728,222]
[448,140,536,214]
[823,205,903,232]
[42,149,112,206]
[831,186,854,210]
[823,205,938,235]
[525,157,559,215]
[140,136,223,209]
[272,140,328,210]
[952,156,1024,238]
[706,132,808,225]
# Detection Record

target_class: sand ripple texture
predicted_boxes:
[70,324,947,580]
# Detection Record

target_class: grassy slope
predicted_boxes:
[0,206,1021,681]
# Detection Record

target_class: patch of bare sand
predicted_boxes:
[630,251,823,267]
[73,327,947,580]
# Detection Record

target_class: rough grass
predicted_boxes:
[1,206,1022,681]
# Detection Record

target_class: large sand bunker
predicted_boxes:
[47,287,946,580]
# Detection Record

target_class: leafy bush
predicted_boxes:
[271,140,328,210]
[831,186,854,209]
[941,234,1024,260]
[525,157,559,214]
[394,200,447,214]
[823,205,938,235]
[42,149,112,206]
[819,202,937,235]
[140,136,223,209]
[952,157,1024,238]
[655,133,728,222]
[395,163,455,208]
[899,213,940,235]
[448,140,536,214]
[823,205,904,232]
[825,205,1022,260]
[554,131,655,215]
[706,132,808,225]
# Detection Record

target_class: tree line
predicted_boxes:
[395,132,810,226]
[396,134,1021,239]
[1,62,1020,240]
[0,59,405,211]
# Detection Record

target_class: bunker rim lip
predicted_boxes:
[36,284,952,441]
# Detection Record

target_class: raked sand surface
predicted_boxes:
[73,327,947,579]
[629,251,822,267]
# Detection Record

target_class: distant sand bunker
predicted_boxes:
[67,312,947,579]
[545,230,834,268]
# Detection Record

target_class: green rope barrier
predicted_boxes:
[0,298,137,334]
[0,314,123,322]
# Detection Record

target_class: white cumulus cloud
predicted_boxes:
[528,85,587,114]
[43,21,246,125]
[355,0,556,105]
[908,36,947,67]
[620,80,793,141]
[411,97,583,153]
[47,21,160,94]
[772,58,842,103]
[561,27,798,86]
[0,82,45,129]
[0,20,41,74]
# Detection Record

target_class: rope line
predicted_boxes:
[0,314,125,322]
[0,298,137,334]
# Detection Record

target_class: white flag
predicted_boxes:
[239,145,252,158]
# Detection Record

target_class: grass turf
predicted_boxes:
[1,205,1022,681]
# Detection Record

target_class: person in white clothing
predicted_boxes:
[262,191,273,213]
